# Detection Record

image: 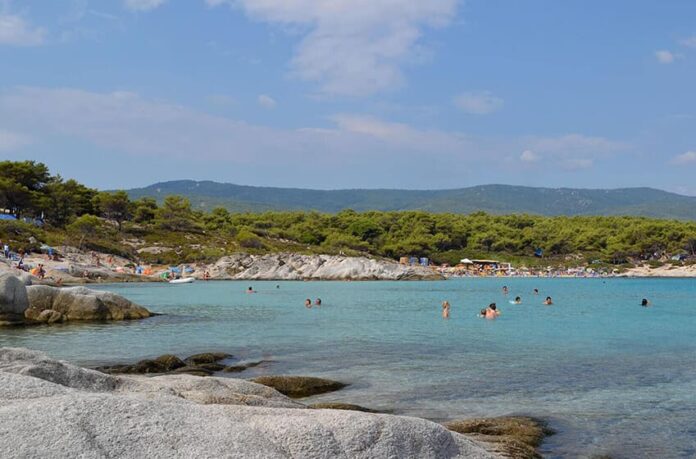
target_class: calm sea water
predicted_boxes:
[2,278,695,458]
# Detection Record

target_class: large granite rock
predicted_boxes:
[0,348,497,459]
[24,285,151,322]
[204,253,442,281]
[0,273,29,325]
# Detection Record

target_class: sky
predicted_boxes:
[0,0,695,193]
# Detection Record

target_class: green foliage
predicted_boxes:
[236,227,265,250]
[93,191,133,231]
[156,196,201,232]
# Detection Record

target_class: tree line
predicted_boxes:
[2,160,695,265]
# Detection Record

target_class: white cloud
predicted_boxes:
[655,50,676,64]
[123,0,167,12]
[679,36,696,48]
[454,91,504,115]
[670,151,696,165]
[208,0,458,96]
[0,14,45,46]
[520,150,540,163]
[0,129,31,151]
[257,94,277,109]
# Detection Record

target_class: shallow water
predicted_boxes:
[2,278,695,458]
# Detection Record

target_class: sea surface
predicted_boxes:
[2,278,695,458]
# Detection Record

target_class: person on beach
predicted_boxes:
[3,243,10,259]
[543,296,553,305]
[513,296,522,304]
[485,303,500,319]
[203,271,211,281]
[247,287,256,294]
[315,298,322,306]
[502,286,509,295]
[442,301,451,319]
[641,298,650,307]
[305,299,312,308]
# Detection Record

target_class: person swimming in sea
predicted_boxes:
[247,286,257,294]
[305,298,312,308]
[502,286,509,295]
[543,296,553,305]
[315,298,322,306]
[533,288,539,295]
[641,298,650,307]
[441,301,451,319]
[485,303,500,319]
[478,308,487,318]
[513,296,522,304]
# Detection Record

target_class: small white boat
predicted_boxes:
[169,277,195,284]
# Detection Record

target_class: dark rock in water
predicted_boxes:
[309,402,378,413]
[444,416,554,459]
[194,363,226,372]
[172,366,213,377]
[0,273,29,325]
[184,352,231,365]
[153,354,186,372]
[132,359,166,374]
[251,376,347,398]
[223,360,271,373]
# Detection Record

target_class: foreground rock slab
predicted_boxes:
[24,285,151,322]
[0,348,497,459]
[252,375,348,398]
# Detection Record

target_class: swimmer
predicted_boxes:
[485,303,500,319]
[478,308,487,318]
[442,301,451,319]
[315,298,322,306]
[641,298,650,307]
[533,288,539,295]
[247,286,256,294]
[502,286,509,295]
[513,296,522,304]
[305,298,312,308]
[543,296,553,305]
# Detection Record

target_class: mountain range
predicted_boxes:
[125,181,696,220]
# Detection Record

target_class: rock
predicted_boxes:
[309,402,379,413]
[251,375,348,398]
[172,366,214,377]
[445,416,554,459]
[0,347,496,459]
[0,273,29,325]
[24,285,151,322]
[36,309,64,324]
[184,352,230,365]
[223,360,271,373]
[203,253,442,281]
[153,354,186,372]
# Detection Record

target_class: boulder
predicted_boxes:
[445,416,554,459]
[251,375,348,398]
[25,285,151,322]
[223,360,271,373]
[153,354,186,372]
[184,352,230,365]
[36,309,64,324]
[0,273,29,325]
[0,347,496,459]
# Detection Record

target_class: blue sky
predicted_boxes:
[1,0,695,193]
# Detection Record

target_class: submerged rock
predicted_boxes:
[445,416,554,459]
[0,347,497,459]
[309,402,379,413]
[96,353,228,377]
[0,273,29,325]
[251,375,348,398]
[184,352,231,365]
[223,360,271,373]
[24,285,151,322]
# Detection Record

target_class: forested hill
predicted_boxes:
[125,181,696,220]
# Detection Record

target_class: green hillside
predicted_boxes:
[126,181,696,220]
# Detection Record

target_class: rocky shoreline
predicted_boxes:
[0,347,552,459]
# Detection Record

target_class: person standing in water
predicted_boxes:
[485,303,500,319]
[315,298,322,306]
[304,299,312,308]
[441,301,451,319]
[543,296,553,305]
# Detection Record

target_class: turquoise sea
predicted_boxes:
[2,278,695,458]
